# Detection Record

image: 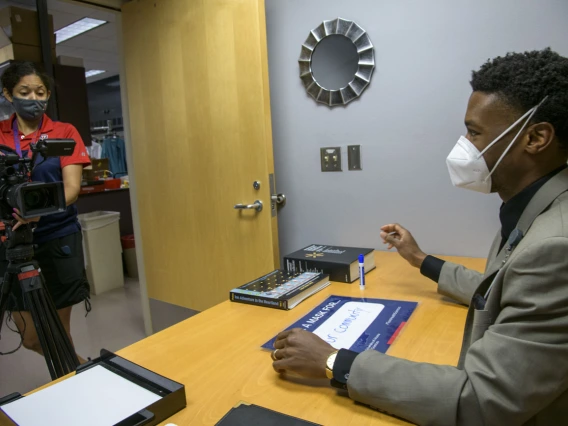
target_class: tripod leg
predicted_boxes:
[26,289,59,379]
[0,274,11,337]
[39,288,78,369]
[17,267,80,380]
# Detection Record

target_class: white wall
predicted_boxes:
[265,0,568,259]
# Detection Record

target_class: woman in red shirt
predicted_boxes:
[0,62,91,363]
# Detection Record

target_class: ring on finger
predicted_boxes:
[271,349,279,361]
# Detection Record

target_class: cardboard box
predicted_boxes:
[57,55,84,67]
[83,158,110,180]
[0,7,55,48]
[0,43,55,64]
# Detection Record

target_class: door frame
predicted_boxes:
[115,14,153,336]
[83,0,280,335]
[65,0,154,335]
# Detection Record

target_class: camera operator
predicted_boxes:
[0,62,91,363]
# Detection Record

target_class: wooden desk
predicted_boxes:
[113,251,485,425]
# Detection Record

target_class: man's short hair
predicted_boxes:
[470,48,568,149]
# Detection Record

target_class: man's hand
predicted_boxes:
[272,328,336,378]
[380,223,427,268]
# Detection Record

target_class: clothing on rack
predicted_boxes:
[87,140,102,159]
[101,135,128,177]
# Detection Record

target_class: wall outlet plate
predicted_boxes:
[348,145,362,170]
[320,147,342,172]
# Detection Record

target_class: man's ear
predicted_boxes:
[525,122,556,155]
[2,88,12,103]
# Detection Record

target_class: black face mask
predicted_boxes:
[12,97,48,121]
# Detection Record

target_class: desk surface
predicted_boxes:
[112,251,485,425]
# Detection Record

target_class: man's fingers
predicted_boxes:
[274,328,304,346]
[273,339,286,350]
[380,224,397,233]
[389,223,404,233]
[272,358,292,374]
[274,329,294,344]
[384,233,401,248]
[382,223,407,234]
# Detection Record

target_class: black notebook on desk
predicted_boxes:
[216,402,321,426]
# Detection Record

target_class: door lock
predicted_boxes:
[271,194,286,205]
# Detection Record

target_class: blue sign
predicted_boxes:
[262,295,418,353]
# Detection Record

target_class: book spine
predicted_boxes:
[230,292,288,310]
[284,258,351,283]
[279,275,327,300]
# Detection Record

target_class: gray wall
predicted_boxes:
[265,0,568,259]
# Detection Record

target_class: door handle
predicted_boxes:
[234,200,263,212]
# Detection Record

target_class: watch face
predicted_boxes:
[327,352,337,370]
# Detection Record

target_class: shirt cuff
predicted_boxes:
[332,349,358,386]
[419,255,445,283]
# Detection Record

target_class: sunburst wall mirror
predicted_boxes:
[299,18,375,106]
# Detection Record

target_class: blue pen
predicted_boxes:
[359,254,365,290]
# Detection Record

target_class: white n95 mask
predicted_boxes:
[446,97,548,194]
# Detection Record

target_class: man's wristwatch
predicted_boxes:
[325,350,339,379]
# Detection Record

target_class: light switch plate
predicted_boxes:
[348,145,362,170]
[320,147,342,172]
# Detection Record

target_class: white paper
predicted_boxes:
[313,301,384,349]
[1,365,162,426]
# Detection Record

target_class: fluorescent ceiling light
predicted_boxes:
[85,70,106,78]
[56,18,107,44]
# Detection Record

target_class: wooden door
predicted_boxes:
[122,0,278,312]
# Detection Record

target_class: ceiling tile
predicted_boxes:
[59,34,99,48]
[90,38,118,52]
[55,45,77,56]
[82,50,117,63]
[47,0,116,22]
[85,23,116,39]
[52,11,85,31]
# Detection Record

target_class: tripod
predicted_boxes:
[0,223,79,380]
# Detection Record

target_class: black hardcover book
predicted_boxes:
[283,244,376,283]
[229,270,330,310]
[216,402,321,425]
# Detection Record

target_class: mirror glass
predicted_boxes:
[311,35,359,90]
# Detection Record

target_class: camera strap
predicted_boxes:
[12,117,43,158]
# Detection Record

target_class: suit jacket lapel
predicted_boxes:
[484,231,501,273]
[483,232,505,279]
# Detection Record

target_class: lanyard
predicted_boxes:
[12,117,43,158]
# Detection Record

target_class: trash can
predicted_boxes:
[121,234,139,279]
[78,211,124,295]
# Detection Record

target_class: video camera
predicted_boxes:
[0,139,76,221]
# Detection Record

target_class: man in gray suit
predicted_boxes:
[271,49,568,425]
